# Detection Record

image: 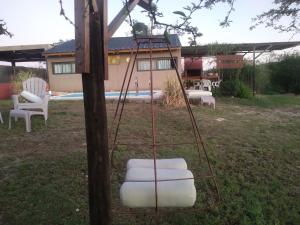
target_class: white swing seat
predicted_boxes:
[127,158,188,170]
[125,167,194,181]
[120,167,196,208]
[120,180,196,208]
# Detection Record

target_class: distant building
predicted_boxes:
[183,55,244,82]
[44,35,182,92]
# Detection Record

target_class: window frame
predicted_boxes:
[52,62,76,75]
[137,57,178,72]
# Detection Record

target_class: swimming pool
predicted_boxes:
[51,90,163,100]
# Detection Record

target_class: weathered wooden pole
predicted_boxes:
[75,0,111,225]
[252,46,256,96]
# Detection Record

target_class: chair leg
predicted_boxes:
[26,113,31,132]
[0,113,3,124]
[8,113,12,130]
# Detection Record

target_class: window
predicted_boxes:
[137,58,177,71]
[52,62,75,74]
[157,59,171,70]
[137,59,156,71]
[108,55,121,65]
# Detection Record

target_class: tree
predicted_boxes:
[250,0,300,34]
[128,0,236,45]
[125,0,300,44]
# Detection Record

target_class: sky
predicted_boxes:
[0,0,299,65]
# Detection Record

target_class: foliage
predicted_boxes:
[131,21,148,36]
[54,0,300,45]
[269,54,300,94]
[240,64,274,95]
[207,42,236,56]
[125,0,299,45]
[11,70,35,94]
[0,19,13,37]
[124,0,236,44]
[250,0,300,34]
[219,79,252,98]
[220,68,242,81]
[162,77,185,106]
[183,79,194,89]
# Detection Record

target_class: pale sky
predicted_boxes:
[0,0,299,62]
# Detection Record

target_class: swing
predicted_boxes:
[109,33,221,214]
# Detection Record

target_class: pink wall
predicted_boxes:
[0,83,12,100]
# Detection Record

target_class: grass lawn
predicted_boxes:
[0,95,299,225]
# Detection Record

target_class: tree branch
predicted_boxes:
[0,20,13,37]
[126,0,236,45]
[250,0,300,34]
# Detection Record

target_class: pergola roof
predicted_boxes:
[0,44,50,62]
[182,41,300,57]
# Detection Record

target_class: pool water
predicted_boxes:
[51,90,161,100]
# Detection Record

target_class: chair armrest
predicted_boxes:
[17,102,43,110]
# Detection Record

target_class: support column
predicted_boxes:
[11,61,16,77]
[252,47,256,96]
[79,0,111,225]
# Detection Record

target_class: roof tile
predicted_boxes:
[45,34,181,54]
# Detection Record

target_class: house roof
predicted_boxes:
[45,34,181,54]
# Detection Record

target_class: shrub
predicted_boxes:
[163,78,185,107]
[11,70,35,94]
[236,82,252,98]
[269,54,300,94]
[219,80,252,98]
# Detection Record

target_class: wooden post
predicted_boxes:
[252,47,256,96]
[11,61,16,77]
[75,0,111,225]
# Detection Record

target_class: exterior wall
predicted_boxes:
[47,57,83,92]
[0,83,12,100]
[46,49,182,92]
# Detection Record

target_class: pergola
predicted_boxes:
[182,41,300,57]
[0,44,50,76]
[182,41,300,95]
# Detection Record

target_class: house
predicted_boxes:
[44,35,182,92]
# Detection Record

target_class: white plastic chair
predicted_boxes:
[200,79,212,91]
[212,80,222,88]
[12,77,50,123]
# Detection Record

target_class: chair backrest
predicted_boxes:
[200,79,211,87]
[23,77,47,98]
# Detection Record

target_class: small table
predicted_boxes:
[9,109,31,132]
[200,96,216,109]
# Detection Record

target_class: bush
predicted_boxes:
[240,63,275,94]
[11,70,35,94]
[269,54,300,94]
[219,80,252,98]
[163,78,185,107]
